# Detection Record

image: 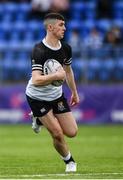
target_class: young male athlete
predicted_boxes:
[26,13,80,172]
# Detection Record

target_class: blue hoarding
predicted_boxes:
[0,84,123,124]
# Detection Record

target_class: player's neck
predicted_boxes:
[45,35,60,49]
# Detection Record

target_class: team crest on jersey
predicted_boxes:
[57,101,65,111]
[40,108,46,113]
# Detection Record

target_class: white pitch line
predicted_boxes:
[0,172,123,178]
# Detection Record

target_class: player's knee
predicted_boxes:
[66,126,78,138]
[52,129,64,141]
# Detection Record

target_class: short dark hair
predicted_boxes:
[44,13,65,21]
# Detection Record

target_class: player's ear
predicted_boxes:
[48,24,54,31]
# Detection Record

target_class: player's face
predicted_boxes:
[52,20,66,39]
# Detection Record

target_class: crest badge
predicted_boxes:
[57,101,65,111]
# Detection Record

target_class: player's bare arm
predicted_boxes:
[32,67,66,86]
[64,65,80,106]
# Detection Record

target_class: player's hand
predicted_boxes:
[55,67,66,81]
[70,92,80,106]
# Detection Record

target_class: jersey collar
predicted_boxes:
[42,38,61,51]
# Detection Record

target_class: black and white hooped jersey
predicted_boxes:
[26,39,72,101]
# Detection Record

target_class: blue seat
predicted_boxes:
[67,20,82,31]
[83,20,96,32]
[0,40,8,51]
[14,21,26,31]
[3,51,30,80]
[14,22,26,40]
[103,59,115,70]
[100,45,114,59]
[0,4,4,21]
[10,31,21,42]
[72,58,87,81]
[16,13,27,22]
[21,41,34,51]
[2,12,13,22]
[19,3,31,13]
[28,21,43,32]
[8,40,21,50]
[87,59,102,80]
[84,2,96,19]
[24,31,34,42]
[1,23,12,41]
[96,19,111,33]
[70,2,85,19]
[26,21,44,41]
[113,19,123,29]
[4,3,17,13]
[14,3,31,21]
[99,59,115,81]
[2,52,15,80]
[15,52,31,80]
[115,58,123,80]
[113,1,123,11]
[0,28,6,40]
[113,10,123,19]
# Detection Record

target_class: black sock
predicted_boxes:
[64,156,75,164]
[36,118,43,125]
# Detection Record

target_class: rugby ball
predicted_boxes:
[44,59,64,87]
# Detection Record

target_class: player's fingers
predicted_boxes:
[70,99,79,106]
[71,102,76,106]
[70,99,75,106]
[57,66,64,71]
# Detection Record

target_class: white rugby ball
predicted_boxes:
[44,59,64,87]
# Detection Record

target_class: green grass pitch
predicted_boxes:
[0,124,123,179]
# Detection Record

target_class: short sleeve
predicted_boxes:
[63,44,72,65]
[31,46,43,72]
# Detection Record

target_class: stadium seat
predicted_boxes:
[1,22,12,40]
[80,20,96,36]
[99,59,115,81]
[96,19,112,33]
[4,3,17,13]
[2,52,15,80]
[14,22,26,41]
[24,31,34,42]
[16,13,27,22]
[70,2,85,20]
[113,1,123,12]
[87,59,102,81]
[2,13,13,22]
[21,41,34,51]
[10,31,21,42]
[84,2,96,19]
[72,58,87,81]
[115,58,123,80]
[15,52,31,80]
[0,0,123,82]
[84,20,96,31]
[67,20,82,33]
[4,3,18,21]
[19,3,31,13]
[28,21,43,31]
[101,45,114,59]
[113,19,123,29]
[0,27,5,40]
[14,3,31,21]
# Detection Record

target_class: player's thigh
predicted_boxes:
[54,112,78,137]
[38,110,63,138]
